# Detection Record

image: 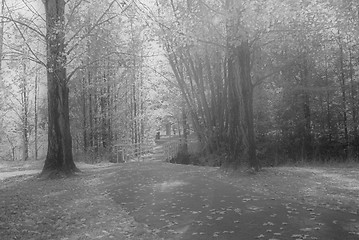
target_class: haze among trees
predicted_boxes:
[0,0,358,173]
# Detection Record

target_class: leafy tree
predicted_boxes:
[1,0,359,168]
[149,0,359,167]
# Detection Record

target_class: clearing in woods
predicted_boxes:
[0,155,359,240]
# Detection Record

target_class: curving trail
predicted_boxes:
[104,161,359,240]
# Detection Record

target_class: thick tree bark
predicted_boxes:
[41,0,78,177]
[227,52,241,162]
[235,42,259,171]
[224,0,259,170]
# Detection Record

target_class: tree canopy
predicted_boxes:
[0,0,358,170]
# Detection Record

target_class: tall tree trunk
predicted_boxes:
[41,0,78,176]
[339,43,349,157]
[133,83,137,145]
[236,41,258,170]
[324,54,332,142]
[88,69,94,149]
[227,52,241,162]
[225,0,259,170]
[181,106,188,155]
[0,0,4,72]
[101,64,108,149]
[349,46,358,155]
[139,62,144,145]
[21,61,28,161]
[34,70,38,160]
[93,89,99,152]
[301,57,312,160]
[86,35,94,150]
[82,75,87,151]
[167,51,205,145]
[0,0,4,110]
[107,60,113,148]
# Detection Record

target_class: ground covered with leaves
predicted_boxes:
[0,163,161,240]
[0,160,358,239]
[217,164,359,215]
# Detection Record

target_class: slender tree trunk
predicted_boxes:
[0,0,4,72]
[34,70,38,160]
[88,70,94,149]
[41,0,78,176]
[301,57,312,160]
[82,75,87,151]
[205,53,217,127]
[167,51,205,144]
[184,52,213,152]
[106,59,112,148]
[339,43,349,157]
[6,135,15,161]
[21,62,29,161]
[223,58,229,139]
[139,61,144,145]
[349,47,358,152]
[93,88,99,152]
[101,64,107,149]
[133,83,137,145]
[182,106,188,155]
[324,54,332,142]
[107,60,113,148]
[0,0,4,110]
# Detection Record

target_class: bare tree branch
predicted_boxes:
[253,53,305,87]
[20,0,45,23]
[2,9,46,67]
[65,0,86,29]
[65,0,117,55]
[66,50,120,81]
[0,16,45,38]
[135,0,226,49]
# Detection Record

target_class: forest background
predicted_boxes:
[0,0,358,170]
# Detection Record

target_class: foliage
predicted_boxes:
[1,0,359,168]
[150,0,359,167]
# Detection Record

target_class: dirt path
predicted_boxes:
[0,169,40,180]
[0,161,115,181]
[0,161,358,240]
[104,162,359,240]
[218,166,359,215]
[0,163,160,240]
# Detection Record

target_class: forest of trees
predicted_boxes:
[0,0,358,172]
[155,0,359,169]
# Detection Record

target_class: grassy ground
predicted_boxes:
[0,161,161,240]
[0,159,358,239]
[217,163,359,215]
